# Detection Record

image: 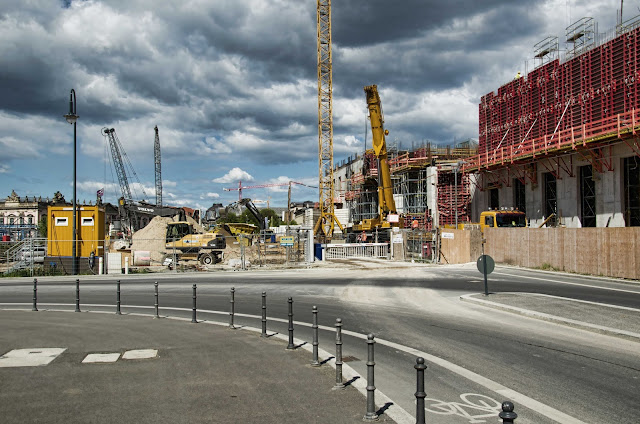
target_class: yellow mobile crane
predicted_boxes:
[349,85,404,241]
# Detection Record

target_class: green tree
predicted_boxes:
[37,216,47,238]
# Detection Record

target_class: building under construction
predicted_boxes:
[334,15,640,231]
[333,140,477,231]
[466,16,640,228]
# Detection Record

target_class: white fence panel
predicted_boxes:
[324,243,389,259]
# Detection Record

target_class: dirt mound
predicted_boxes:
[131,216,173,264]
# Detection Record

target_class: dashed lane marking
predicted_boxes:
[122,349,158,360]
[0,348,66,368]
[82,353,121,363]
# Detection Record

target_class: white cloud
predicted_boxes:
[204,192,220,199]
[212,167,254,184]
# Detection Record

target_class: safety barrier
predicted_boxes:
[324,243,389,259]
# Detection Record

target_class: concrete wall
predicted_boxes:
[483,227,640,279]
[469,143,632,228]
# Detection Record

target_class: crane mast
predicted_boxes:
[154,125,162,207]
[315,0,343,239]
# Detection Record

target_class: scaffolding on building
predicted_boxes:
[436,169,471,227]
[469,20,640,175]
[342,141,476,230]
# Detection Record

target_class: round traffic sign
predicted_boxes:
[477,254,495,275]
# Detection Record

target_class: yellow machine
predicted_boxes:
[165,199,262,266]
[349,85,404,241]
[479,210,527,232]
[446,210,528,233]
[165,221,227,265]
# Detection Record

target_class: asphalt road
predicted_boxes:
[1,263,639,423]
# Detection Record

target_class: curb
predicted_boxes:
[0,306,413,424]
[460,293,640,343]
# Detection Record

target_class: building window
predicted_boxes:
[489,188,499,210]
[514,179,526,213]
[55,217,68,226]
[580,165,596,227]
[623,156,640,226]
[19,217,24,225]
[0,217,3,225]
[28,216,34,225]
[544,172,557,226]
[9,217,15,225]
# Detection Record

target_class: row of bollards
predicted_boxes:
[28,279,518,422]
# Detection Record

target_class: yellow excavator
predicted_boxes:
[164,199,264,266]
[348,85,404,241]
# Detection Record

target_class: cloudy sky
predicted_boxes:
[0,0,629,210]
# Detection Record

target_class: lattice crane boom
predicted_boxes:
[102,127,133,202]
[154,125,162,207]
[315,0,343,239]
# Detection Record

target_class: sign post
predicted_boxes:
[476,252,495,296]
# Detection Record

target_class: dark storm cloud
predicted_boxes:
[0,0,602,176]
[332,0,537,46]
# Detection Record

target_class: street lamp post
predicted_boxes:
[64,89,79,275]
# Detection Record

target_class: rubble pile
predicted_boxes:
[130,216,173,264]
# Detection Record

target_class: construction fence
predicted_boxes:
[1,232,315,276]
[439,227,640,280]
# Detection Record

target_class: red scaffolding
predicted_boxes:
[470,26,640,172]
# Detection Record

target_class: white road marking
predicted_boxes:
[0,348,66,367]
[494,271,640,294]
[122,349,158,360]
[82,353,121,363]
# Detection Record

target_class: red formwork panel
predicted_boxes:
[623,30,639,111]
[476,26,640,168]
[436,172,471,226]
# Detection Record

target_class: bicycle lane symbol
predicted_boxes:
[423,393,503,423]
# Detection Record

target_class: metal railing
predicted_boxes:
[324,243,389,259]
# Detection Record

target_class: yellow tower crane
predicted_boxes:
[314,0,343,241]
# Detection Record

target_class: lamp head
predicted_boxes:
[64,89,78,124]
[64,113,78,124]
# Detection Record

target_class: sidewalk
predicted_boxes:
[460,292,640,342]
[0,310,395,424]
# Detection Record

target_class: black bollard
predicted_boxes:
[363,334,377,421]
[286,297,295,349]
[261,291,267,337]
[116,280,121,315]
[32,278,38,312]
[499,401,517,423]
[192,283,197,323]
[229,287,235,329]
[154,282,159,319]
[311,306,320,366]
[333,318,345,390]
[75,279,80,312]
[414,357,427,424]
